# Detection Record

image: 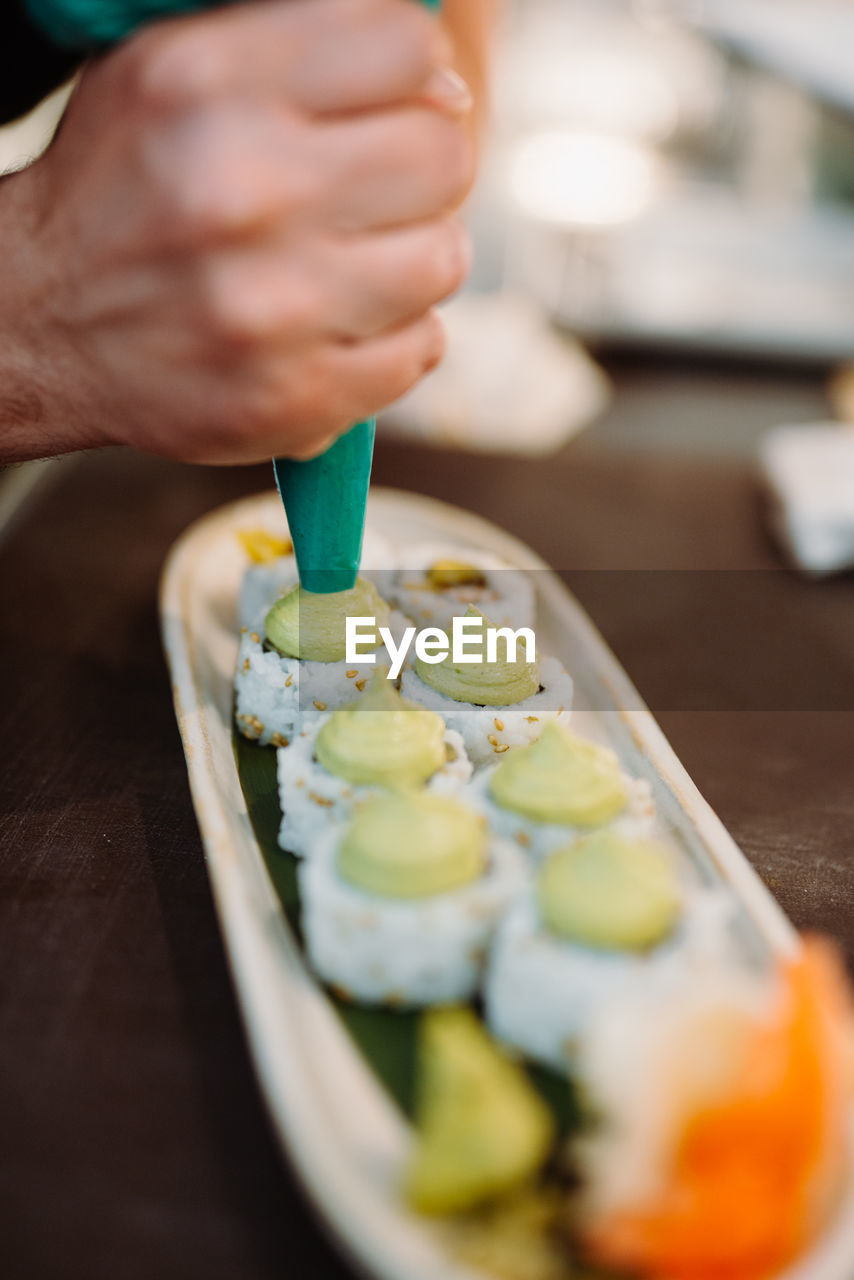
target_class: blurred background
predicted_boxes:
[381,0,854,484]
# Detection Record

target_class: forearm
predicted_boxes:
[0,164,95,463]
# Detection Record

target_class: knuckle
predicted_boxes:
[439,125,475,206]
[430,218,471,298]
[163,115,317,245]
[201,266,312,348]
[128,28,225,112]
[388,2,443,80]
[416,310,447,373]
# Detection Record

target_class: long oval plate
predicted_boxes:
[160,487,854,1280]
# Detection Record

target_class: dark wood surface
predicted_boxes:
[2,376,854,1280]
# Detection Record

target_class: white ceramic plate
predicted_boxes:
[160,487,854,1280]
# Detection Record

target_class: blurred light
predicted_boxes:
[523,51,679,144]
[510,131,660,229]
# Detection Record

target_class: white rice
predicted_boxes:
[400,655,573,769]
[234,609,412,747]
[485,886,740,1072]
[277,719,472,857]
[387,541,536,631]
[300,826,527,1007]
[238,556,299,633]
[463,763,656,863]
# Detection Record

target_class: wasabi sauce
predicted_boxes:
[415,606,539,707]
[338,791,486,899]
[407,1007,554,1214]
[489,723,628,827]
[264,578,389,663]
[538,831,680,951]
[315,671,446,789]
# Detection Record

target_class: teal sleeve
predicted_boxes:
[25,0,215,48]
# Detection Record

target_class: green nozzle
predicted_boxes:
[272,420,375,595]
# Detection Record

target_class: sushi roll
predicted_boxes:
[300,790,526,1007]
[465,722,655,862]
[485,830,736,1072]
[235,577,411,747]
[277,672,472,858]
[237,526,391,632]
[387,541,535,632]
[570,937,854,1280]
[401,606,573,768]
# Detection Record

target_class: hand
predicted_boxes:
[0,0,474,465]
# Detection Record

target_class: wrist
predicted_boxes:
[0,161,107,462]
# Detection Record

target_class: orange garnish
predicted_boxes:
[583,938,852,1280]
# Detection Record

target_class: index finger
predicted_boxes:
[143,0,450,115]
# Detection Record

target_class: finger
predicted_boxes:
[315,107,474,231]
[323,309,446,420]
[323,218,470,338]
[138,0,448,116]
[229,311,446,460]
[208,218,469,342]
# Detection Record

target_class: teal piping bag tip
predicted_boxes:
[272,420,376,597]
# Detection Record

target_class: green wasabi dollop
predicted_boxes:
[407,1007,554,1215]
[538,831,681,951]
[415,606,539,708]
[489,723,628,827]
[315,671,447,788]
[264,578,389,663]
[338,791,486,899]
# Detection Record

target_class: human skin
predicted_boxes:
[0,0,485,465]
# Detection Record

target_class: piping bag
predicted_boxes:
[32,0,442,594]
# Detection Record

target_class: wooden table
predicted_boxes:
[2,379,853,1279]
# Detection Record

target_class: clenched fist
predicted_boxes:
[0,0,475,464]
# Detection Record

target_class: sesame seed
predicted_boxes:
[494,744,510,754]
[355,679,367,692]
[285,674,293,687]
[487,734,498,747]
[494,718,504,732]
[313,700,327,712]
[250,632,260,644]
[309,791,334,807]
[345,670,358,678]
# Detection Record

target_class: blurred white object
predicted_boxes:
[382,292,610,456]
[498,2,726,144]
[761,423,854,575]
[0,82,72,173]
